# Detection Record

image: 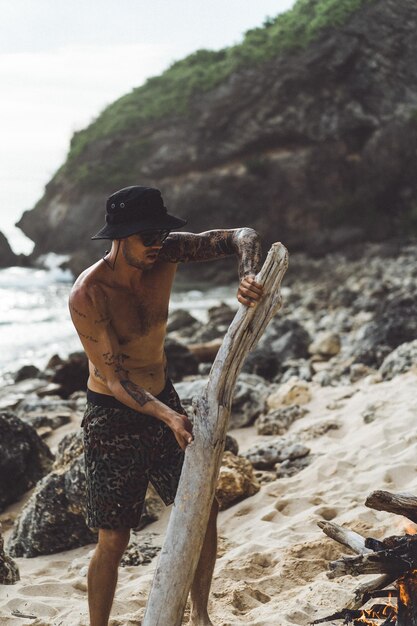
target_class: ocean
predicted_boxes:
[0,253,236,383]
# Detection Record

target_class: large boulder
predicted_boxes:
[0,412,54,512]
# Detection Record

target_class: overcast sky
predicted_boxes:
[0,0,296,252]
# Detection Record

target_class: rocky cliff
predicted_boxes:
[17,0,417,278]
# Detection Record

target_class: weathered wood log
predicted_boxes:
[366,490,417,524]
[317,521,372,555]
[143,243,289,626]
[328,548,411,579]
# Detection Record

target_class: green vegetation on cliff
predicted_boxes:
[64,0,373,188]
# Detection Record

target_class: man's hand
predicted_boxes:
[237,275,264,307]
[168,411,194,451]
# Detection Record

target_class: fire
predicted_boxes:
[355,594,397,625]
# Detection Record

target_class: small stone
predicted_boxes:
[275,455,312,478]
[308,332,341,359]
[14,365,41,383]
[243,438,310,470]
[215,452,260,510]
[267,378,311,410]
[255,405,308,436]
[379,340,417,381]
[0,526,19,584]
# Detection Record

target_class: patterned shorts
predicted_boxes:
[82,379,186,530]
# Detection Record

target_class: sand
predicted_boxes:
[1,371,417,626]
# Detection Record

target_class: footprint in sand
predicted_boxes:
[231,583,271,612]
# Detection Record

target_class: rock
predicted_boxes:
[379,339,417,380]
[349,295,417,367]
[175,373,268,429]
[270,322,311,362]
[15,394,75,429]
[275,455,312,478]
[164,337,199,381]
[7,431,163,557]
[225,434,239,456]
[349,363,376,383]
[14,365,41,383]
[191,303,236,343]
[308,332,341,359]
[120,533,161,567]
[0,231,21,268]
[0,412,54,512]
[243,438,310,470]
[187,339,222,363]
[208,303,235,328]
[167,309,201,333]
[255,405,308,436]
[7,452,97,557]
[267,378,312,410]
[51,352,89,398]
[0,527,19,584]
[242,346,281,381]
[279,359,313,384]
[215,452,260,510]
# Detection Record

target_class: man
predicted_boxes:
[69,185,263,626]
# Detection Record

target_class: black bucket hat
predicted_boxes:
[91,186,187,240]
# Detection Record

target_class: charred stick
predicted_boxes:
[366,491,417,524]
[312,605,396,624]
[346,574,397,610]
[318,521,372,555]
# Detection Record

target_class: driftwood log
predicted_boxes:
[314,490,417,625]
[143,242,289,626]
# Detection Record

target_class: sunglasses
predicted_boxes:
[139,229,171,247]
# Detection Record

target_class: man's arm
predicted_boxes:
[159,228,264,307]
[69,285,193,449]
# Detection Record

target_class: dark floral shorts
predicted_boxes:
[82,379,186,530]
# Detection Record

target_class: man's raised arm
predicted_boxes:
[68,285,193,449]
[159,228,264,307]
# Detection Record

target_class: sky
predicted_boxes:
[0,0,296,253]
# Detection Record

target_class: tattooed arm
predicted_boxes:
[160,228,264,307]
[68,284,192,449]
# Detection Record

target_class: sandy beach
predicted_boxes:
[1,367,416,626]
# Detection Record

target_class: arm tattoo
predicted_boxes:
[94,367,106,381]
[78,331,98,343]
[94,316,111,324]
[120,379,154,407]
[102,352,130,377]
[70,305,87,318]
[159,228,262,279]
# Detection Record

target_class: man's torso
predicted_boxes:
[74,258,177,396]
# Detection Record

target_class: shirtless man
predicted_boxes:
[69,185,263,626]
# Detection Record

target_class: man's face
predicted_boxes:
[121,230,169,270]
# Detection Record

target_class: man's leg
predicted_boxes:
[87,527,130,626]
[189,498,219,626]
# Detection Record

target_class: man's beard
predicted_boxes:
[122,244,155,271]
